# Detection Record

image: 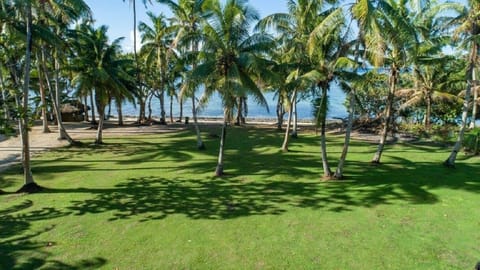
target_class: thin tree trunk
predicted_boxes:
[95,95,105,144]
[445,42,477,167]
[178,96,183,122]
[0,65,10,130]
[215,113,228,177]
[319,87,332,178]
[292,98,298,138]
[281,89,297,152]
[470,69,478,129]
[276,93,284,130]
[54,52,67,139]
[170,94,174,123]
[117,99,123,126]
[192,95,205,149]
[90,93,96,124]
[83,96,89,122]
[372,65,398,164]
[424,92,431,128]
[36,52,50,133]
[236,97,243,125]
[41,46,75,144]
[334,88,355,180]
[147,93,153,121]
[18,2,35,190]
[106,97,112,120]
[159,90,166,124]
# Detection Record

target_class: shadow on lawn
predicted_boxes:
[3,126,480,222]
[0,200,107,270]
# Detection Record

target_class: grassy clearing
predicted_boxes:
[1,125,479,269]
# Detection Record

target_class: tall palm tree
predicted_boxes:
[195,0,270,176]
[445,0,480,167]
[139,12,176,125]
[157,0,210,149]
[355,0,416,164]
[36,0,91,143]
[71,24,133,144]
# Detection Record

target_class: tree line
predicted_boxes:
[0,0,479,192]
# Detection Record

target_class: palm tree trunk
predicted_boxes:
[117,99,124,126]
[40,46,75,144]
[54,51,69,140]
[35,52,50,133]
[90,93,96,124]
[18,1,35,190]
[319,87,332,178]
[170,94,174,123]
[334,88,355,180]
[292,98,298,138]
[424,92,432,128]
[83,96,89,122]
[236,97,243,125]
[276,94,284,130]
[106,97,112,120]
[470,68,478,129]
[192,95,205,149]
[95,95,105,144]
[178,96,183,122]
[445,42,477,167]
[0,64,10,129]
[215,114,228,177]
[159,90,166,124]
[146,93,153,121]
[372,65,397,164]
[281,89,297,152]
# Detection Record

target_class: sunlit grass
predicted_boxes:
[1,126,479,269]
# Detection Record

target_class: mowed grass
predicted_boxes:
[1,125,479,269]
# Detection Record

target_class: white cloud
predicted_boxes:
[123,29,142,53]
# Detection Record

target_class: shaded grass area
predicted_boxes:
[1,125,479,269]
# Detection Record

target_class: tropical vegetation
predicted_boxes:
[2,0,480,268]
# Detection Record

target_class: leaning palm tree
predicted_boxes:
[36,0,91,143]
[195,0,271,176]
[444,0,480,167]
[157,0,210,149]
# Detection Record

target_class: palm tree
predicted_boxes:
[157,0,210,149]
[355,0,416,164]
[256,0,323,152]
[36,0,91,144]
[445,0,480,167]
[71,24,133,144]
[195,0,270,176]
[139,12,176,125]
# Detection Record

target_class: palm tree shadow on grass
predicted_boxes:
[39,156,480,222]
[0,200,107,270]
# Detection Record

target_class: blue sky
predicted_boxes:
[83,0,288,52]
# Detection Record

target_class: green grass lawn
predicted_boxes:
[1,126,479,269]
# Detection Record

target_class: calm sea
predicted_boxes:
[104,83,348,120]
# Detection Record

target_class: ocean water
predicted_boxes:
[103,83,348,120]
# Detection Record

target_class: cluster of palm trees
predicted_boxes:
[1,0,479,191]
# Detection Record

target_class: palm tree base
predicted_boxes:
[197,142,206,150]
[215,164,224,177]
[16,182,43,194]
[443,160,455,168]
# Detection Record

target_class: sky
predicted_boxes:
[83,0,288,53]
